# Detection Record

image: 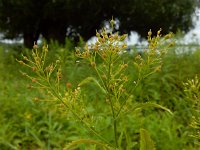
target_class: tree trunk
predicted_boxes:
[23,32,39,49]
[41,22,66,46]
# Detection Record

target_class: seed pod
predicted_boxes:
[148,29,152,37]
[66,82,72,89]
[33,43,38,49]
[90,61,96,67]
[32,78,37,83]
[21,61,26,65]
[32,67,37,72]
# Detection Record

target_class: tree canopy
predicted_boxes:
[0,0,198,48]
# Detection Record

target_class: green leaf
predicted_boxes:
[63,139,114,150]
[140,128,156,150]
[78,77,106,94]
[130,102,173,115]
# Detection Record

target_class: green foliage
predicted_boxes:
[1,22,200,149]
[184,75,200,147]
[15,20,175,149]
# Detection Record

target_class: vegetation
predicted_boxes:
[0,0,198,48]
[0,20,200,149]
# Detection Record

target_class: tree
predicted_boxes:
[0,0,198,48]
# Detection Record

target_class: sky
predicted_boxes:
[183,8,200,44]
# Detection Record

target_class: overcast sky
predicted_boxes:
[183,8,200,44]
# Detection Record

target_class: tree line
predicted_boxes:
[0,0,198,48]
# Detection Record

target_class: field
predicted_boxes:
[1,27,200,150]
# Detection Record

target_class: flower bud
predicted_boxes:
[90,61,96,67]
[66,82,72,89]
[33,43,38,49]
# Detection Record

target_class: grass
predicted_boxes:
[1,23,200,149]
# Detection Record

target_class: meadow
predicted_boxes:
[1,23,200,149]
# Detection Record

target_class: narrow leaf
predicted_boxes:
[63,139,114,150]
[78,77,106,94]
[140,128,156,150]
[130,102,173,115]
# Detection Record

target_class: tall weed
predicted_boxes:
[17,20,174,149]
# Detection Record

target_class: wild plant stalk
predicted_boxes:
[76,21,129,148]
[18,19,173,149]
[17,44,111,147]
[184,75,200,146]
[75,20,173,149]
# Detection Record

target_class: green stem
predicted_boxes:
[94,66,107,92]
[113,115,118,148]
[47,82,112,147]
[116,78,141,119]
[106,54,119,148]
[108,93,118,148]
